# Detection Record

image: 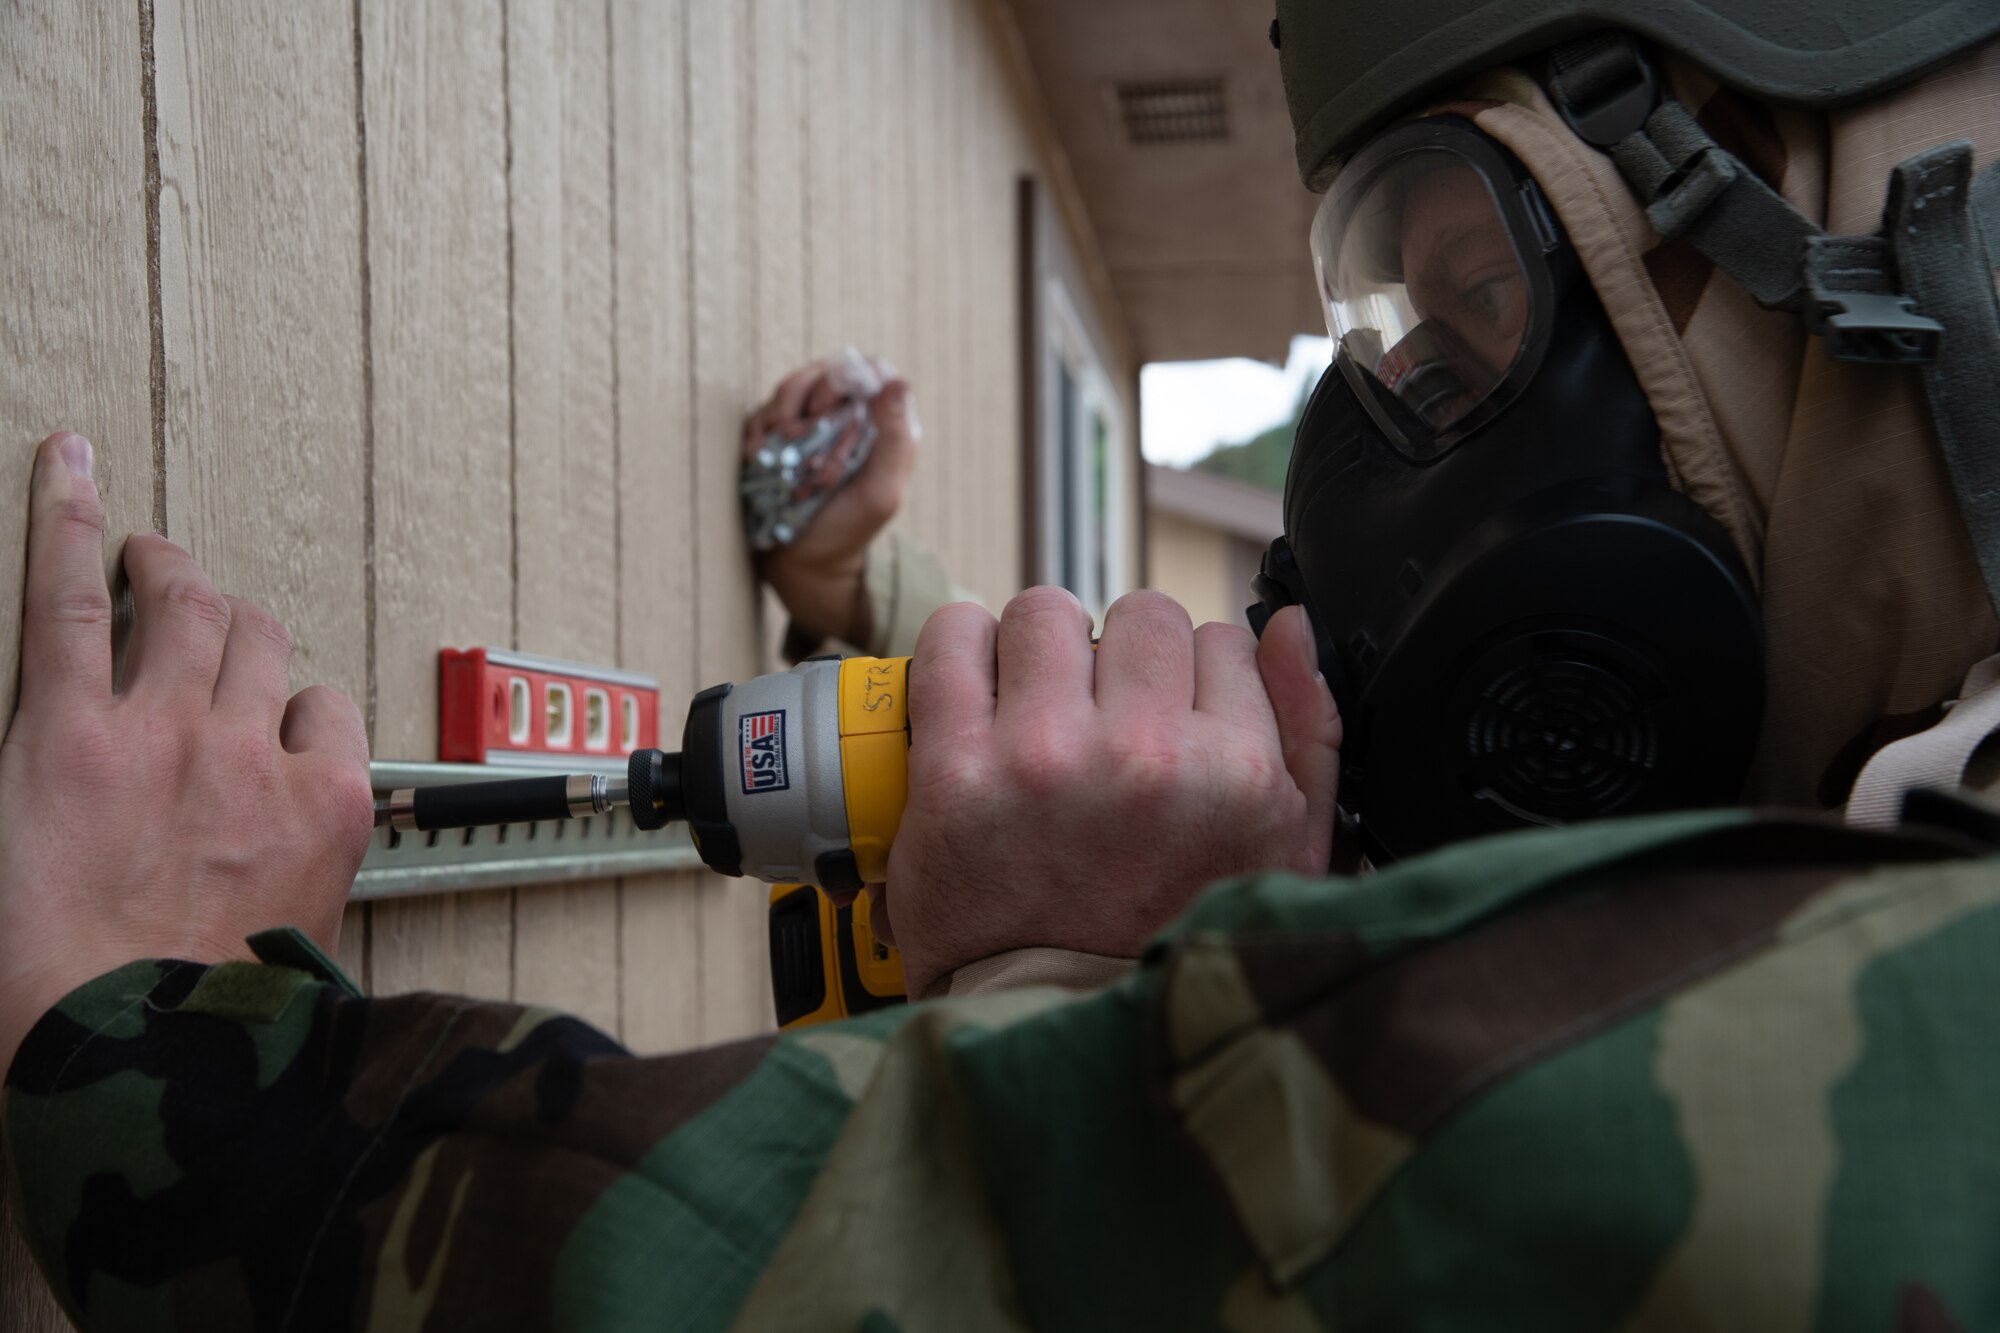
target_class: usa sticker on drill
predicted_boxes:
[740,710,790,794]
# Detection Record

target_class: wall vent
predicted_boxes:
[1113,78,1229,146]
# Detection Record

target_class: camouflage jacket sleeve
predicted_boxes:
[8,809,2000,1331]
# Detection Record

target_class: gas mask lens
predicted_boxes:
[1311,122,1553,459]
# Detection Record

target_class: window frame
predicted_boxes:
[1039,277,1129,618]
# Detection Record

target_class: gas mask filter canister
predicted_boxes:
[1251,117,1764,865]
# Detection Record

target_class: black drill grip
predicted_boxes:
[410,775,574,831]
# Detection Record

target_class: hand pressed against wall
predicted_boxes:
[0,433,375,1075]
[882,588,1342,997]
[743,353,920,647]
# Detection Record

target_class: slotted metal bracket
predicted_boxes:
[354,761,704,901]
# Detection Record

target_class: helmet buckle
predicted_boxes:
[1809,291,1944,365]
[1803,234,1944,365]
[1644,148,1738,239]
[1546,33,1660,149]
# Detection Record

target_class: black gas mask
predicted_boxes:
[1249,116,1763,865]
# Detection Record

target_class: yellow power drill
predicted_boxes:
[377,655,915,1029]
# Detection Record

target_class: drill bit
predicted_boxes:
[373,749,686,834]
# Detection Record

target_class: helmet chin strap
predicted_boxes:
[1546,32,2000,621]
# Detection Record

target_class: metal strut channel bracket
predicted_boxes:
[354,761,705,901]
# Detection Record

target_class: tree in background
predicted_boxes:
[1189,377,1312,492]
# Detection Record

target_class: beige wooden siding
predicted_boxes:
[0,2,1133,1324]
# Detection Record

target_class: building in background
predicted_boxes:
[1003,0,1322,618]
[1145,464,1284,629]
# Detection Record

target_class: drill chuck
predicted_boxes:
[626,747,686,830]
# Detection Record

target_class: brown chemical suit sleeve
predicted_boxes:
[780,531,981,663]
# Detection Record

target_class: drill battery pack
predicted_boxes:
[768,883,906,1028]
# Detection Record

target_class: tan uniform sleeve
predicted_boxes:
[862,529,982,659]
[927,947,1137,1000]
[782,531,982,662]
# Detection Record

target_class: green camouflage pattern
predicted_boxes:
[6,809,1999,1331]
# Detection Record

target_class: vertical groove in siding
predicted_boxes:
[352,0,376,750]
[954,2,975,592]
[740,0,770,671]
[901,0,922,560]
[604,0,625,1045]
[681,0,708,1031]
[501,0,521,1005]
[801,4,832,363]
[907,0,935,562]
[941,0,965,585]
[796,0,813,357]
[348,0,378,991]
[604,0,623,729]
[681,0,701,670]
[140,0,167,540]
